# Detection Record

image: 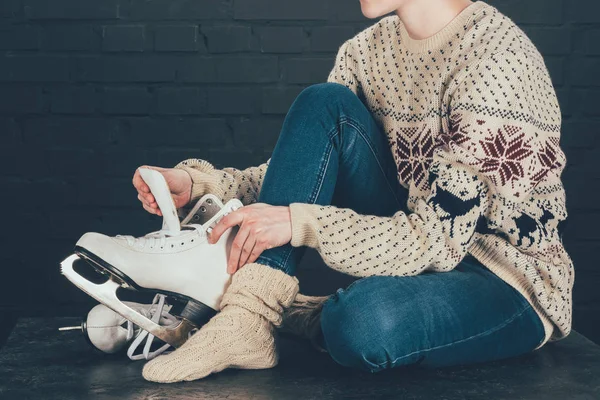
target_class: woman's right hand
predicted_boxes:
[132,165,192,216]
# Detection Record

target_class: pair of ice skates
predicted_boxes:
[60,168,243,360]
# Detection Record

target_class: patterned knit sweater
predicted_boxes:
[174,1,573,350]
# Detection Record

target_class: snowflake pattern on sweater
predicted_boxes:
[174,1,573,349]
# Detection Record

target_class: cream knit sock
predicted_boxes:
[142,262,299,383]
[279,293,331,352]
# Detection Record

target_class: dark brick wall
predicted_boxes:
[1,0,598,344]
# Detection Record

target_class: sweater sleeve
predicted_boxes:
[288,50,563,278]
[173,158,270,206]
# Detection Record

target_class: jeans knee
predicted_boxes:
[320,277,400,372]
[292,82,358,114]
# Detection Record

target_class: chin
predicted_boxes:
[360,1,386,19]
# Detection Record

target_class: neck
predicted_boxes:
[395,0,474,40]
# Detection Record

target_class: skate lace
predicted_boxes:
[116,224,206,249]
[126,294,182,361]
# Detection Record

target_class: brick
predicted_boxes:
[76,178,139,207]
[176,56,216,82]
[22,117,117,145]
[102,87,152,115]
[584,29,600,56]
[0,147,46,177]
[234,0,327,20]
[561,121,599,148]
[0,118,20,145]
[44,148,103,177]
[0,0,19,19]
[203,25,255,53]
[582,90,600,116]
[119,117,230,147]
[206,87,259,114]
[283,58,333,84]
[495,0,564,25]
[155,87,207,115]
[569,0,600,23]
[102,25,146,52]
[262,86,303,114]
[23,0,119,19]
[0,25,39,50]
[155,25,200,52]
[522,27,571,56]
[50,86,97,114]
[555,88,570,117]
[42,25,99,51]
[573,270,600,305]
[259,27,305,53]
[0,87,44,114]
[97,148,156,177]
[544,56,564,86]
[0,55,69,82]
[327,0,367,22]
[72,56,177,82]
[563,178,600,210]
[310,26,355,53]
[214,56,279,83]
[230,116,283,148]
[130,0,228,20]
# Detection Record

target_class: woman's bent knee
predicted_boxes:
[320,277,415,372]
[291,82,360,114]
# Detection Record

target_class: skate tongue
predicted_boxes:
[138,168,180,234]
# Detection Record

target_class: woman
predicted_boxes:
[135,0,573,383]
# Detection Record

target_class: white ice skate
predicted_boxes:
[61,167,242,348]
[59,294,180,360]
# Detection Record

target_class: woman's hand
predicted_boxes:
[132,165,192,216]
[208,203,292,274]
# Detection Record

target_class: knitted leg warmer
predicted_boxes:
[279,293,331,353]
[142,262,299,383]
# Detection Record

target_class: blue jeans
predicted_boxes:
[254,83,546,371]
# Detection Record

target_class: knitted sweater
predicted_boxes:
[174,1,573,350]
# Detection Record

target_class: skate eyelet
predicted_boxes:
[193,215,200,221]
[200,206,207,213]
[207,199,213,205]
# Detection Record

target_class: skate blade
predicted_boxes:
[60,254,195,348]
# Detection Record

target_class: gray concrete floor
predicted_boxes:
[1,317,600,399]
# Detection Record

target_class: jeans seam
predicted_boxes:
[309,132,336,204]
[338,116,404,210]
[274,125,338,273]
[370,303,535,370]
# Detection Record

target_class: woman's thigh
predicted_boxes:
[257,82,407,217]
[319,256,546,372]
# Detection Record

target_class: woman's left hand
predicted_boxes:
[208,203,292,274]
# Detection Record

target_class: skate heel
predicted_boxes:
[180,300,216,327]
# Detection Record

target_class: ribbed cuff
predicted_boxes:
[289,203,321,249]
[174,165,224,206]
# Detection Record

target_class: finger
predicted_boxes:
[138,193,157,210]
[228,227,251,274]
[246,239,266,266]
[133,168,150,193]
[239,235,260,268]
[142,202,158,215]
[143,192,156,205]
[209,210,245,244]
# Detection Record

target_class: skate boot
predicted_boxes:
[59,294,181,360]
[61,168,242,348]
